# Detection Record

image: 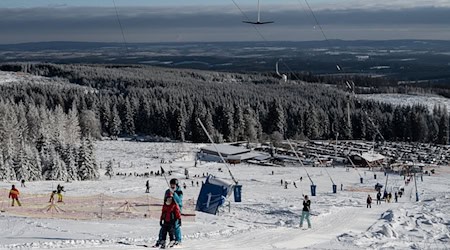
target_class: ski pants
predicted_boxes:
[160,223,175,242]
[367,203,371,208]
[300,211,311,228]
[11,198,21,206]
[159,220,181,242]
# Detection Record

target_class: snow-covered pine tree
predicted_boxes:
[109,103,122,138]
[44,147,67,181]
[28,146,43,181]
[77,136,99,180]
[13,141,31,181]
[0,152,9,181]
[105,160,114,179]
[64,146,79,181]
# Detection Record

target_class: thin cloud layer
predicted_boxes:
[0,6,449,43]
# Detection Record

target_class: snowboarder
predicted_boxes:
[300,195,311,229]
[146,180,150,193]
[157,193,181,249]
[376,191,382,205]
[9,185,21,207]
[366,194,372,208]
[154,178,183,247]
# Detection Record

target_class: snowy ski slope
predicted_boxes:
[0,141,449,249]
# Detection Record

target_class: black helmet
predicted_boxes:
[170,178,178,185]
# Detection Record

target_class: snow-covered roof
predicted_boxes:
[228,152,266,161]
[201,144,250,156]
[360,152,385,162]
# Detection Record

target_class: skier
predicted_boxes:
[9,185,21,207]
[394,192,398,202]
[49,190,57,203]
[146,180,150,193]
[154,178,183,247]
[56,184,65,203]
[376,191,382,205]
[183,183,187,189]
[158,193,182,249]
[387,192,392,203]
[293,182,297,188]
[281,179,283,186]
[340,183,343,191]
[21,179,26,188]
[300,195,311,229]
[366,194,372,208]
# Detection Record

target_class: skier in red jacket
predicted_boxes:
[9,185,21,207]
[158,193,181,248]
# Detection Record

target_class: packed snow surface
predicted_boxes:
[0,141,449,249]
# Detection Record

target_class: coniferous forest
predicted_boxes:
[0,63,449,181]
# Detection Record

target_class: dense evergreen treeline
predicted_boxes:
[0,98,99,181]
[0,63,448,150]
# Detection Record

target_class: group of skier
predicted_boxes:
[368,189,401,208]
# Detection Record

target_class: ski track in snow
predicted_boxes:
[0,141,449,250]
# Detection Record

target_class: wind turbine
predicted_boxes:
[242,0,274,25]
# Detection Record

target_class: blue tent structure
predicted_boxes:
[196,175,233,215]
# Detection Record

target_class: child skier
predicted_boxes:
[9,185,21,207]
[154,178,183,247]
[158,193,181,249]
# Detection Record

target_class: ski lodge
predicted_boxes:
[349,152,386,168]
[198,144,267,164]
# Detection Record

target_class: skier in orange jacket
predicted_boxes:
[9,185,21,207]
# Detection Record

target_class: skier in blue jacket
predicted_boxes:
[154,178,183,247]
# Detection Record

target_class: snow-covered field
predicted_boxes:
[0,141,449,249]
[359,93,450,113]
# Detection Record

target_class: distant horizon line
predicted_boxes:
[2,39,450,46]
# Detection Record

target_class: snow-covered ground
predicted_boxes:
[359,93,450,113]
[0,141,449,249]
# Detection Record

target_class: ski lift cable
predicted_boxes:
[197,118,238,184]
[286,139,314,185]
[112,0,129,52]
[229,0,305,83]
[300,0,387,143]
[312,154,335,185]
[346,156,363,179]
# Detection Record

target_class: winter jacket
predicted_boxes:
[377,192,381,200]
[160,202,181,224]
[303,200,311,212]
[367,196,372,204]
[165,187,183,211]
[9,188,19,199]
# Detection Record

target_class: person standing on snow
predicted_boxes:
[366,194,372,208]
[376,191,382,205]
[300,195,311,229]
[9,185,21,207]
[158,193,182,249]
[154,178,183,247]
[145,180,150,193]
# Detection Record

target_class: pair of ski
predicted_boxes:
[152,241,180,249]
